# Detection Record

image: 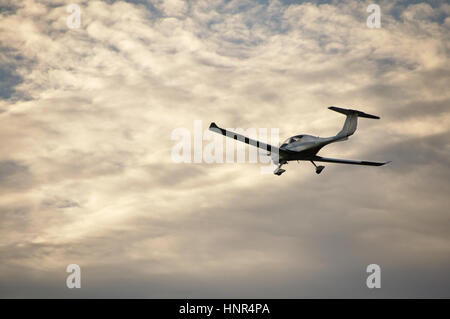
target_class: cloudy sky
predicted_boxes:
[0,0,449,298]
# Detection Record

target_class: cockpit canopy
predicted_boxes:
[282,135,304,144]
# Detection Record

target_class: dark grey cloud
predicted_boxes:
[0,46,27,100]
[42,198,80,209]
[0,68,22,100]
[0,160,33,191]
[375,132,450,170]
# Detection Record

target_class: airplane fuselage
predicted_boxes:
[275,135,343,163]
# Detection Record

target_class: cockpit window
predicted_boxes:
[282,135,303,146]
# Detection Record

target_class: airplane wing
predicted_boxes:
[311,155,390,166]
[209,122,281,154]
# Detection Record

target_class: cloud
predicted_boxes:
[0,160,34,191]
[0,0,449,297]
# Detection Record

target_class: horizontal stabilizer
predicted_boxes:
[312,156,390,166]
[329,106,380,119]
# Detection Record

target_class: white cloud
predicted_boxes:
[155,0,188,17]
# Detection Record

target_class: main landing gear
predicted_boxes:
[310,161,325,174]
[273,161,325,175]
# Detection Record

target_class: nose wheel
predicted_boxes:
[310,161,325,174]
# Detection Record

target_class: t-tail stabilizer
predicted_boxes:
[329,106,380,139]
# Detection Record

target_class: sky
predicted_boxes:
[0,0,449,298]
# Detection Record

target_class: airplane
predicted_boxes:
[209,106,390,176]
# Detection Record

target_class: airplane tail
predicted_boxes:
[329,106,380,139]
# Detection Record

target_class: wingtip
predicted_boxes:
[209,122,219,130]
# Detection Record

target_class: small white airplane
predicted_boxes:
[209,106,390,175]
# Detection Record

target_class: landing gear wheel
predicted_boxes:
[315,165,325,174]
[274,162,287,176]
[311,160,325,175]
[274,168,286,176]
